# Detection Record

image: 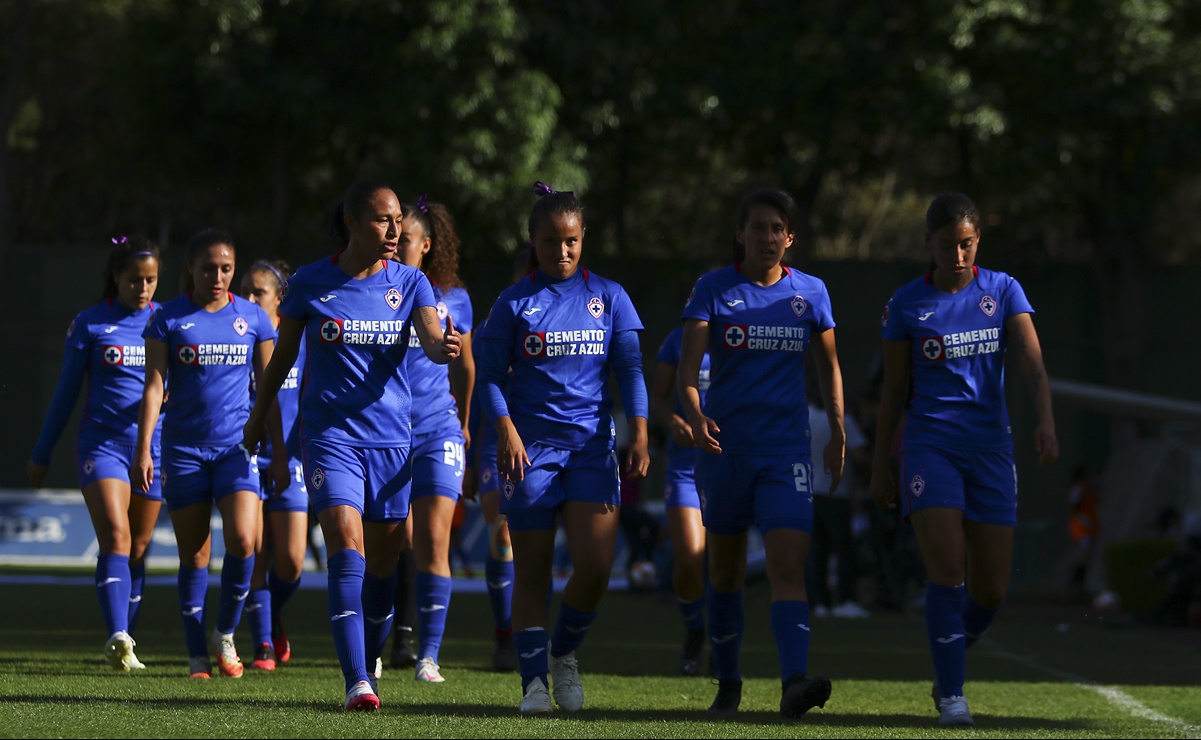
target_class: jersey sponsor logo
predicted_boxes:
[918,310,936,321]
[435,301,448,320]
[232,316,248,336]
[725,299,745,307]
[103,346,123,366]
[180,322,196,330]
[522,307,542,316]
[320,318,343,343]
[523,332,546,357]
[587,296,605,318]
[385,288,402,310]
[318,293,336,303]
[921,336,943,361]
[177,345,198,365]
[790,294,807,318]
[103,326,118,334]
[936,633,964,644]
[310,467,325,490]
[910,474,925,497]
[723,324,747,348]
[979,295,997,317]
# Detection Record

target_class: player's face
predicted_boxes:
[532,211,583,280]
[190,243,236,302]
[117,256,158,311]
[926,220,979,280]
[347,189,402,262]
[736,205,794,272]
[395,216,430,269]
[241,270,281,316]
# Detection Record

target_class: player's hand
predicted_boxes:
[669,414,695,448]
[824,439,845,494]
[496,419,530,482]
[441,315,462,361]
[269,456,291,497]
[1035,421,1059,466]
[462,467,478,502]
[25,461,48,488]
[869,461,896,510]
[241,412,266,455]
[690,415,721,455]
[131,450,154,494]
[462,425,472,451]
[624,441,651,480]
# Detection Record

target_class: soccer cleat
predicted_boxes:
[707,678,743,714]
[938,695,974,727]
[548,651,583,711]
[389,629,417,669]
[520,678,553,714]
[415,657,445,683]
[492,631,517,672]
[104,631,138,672]
[374,657,383,680]
[832,601,872,619]
[210,629,244,678]
[249,642,276,671]
[813,604,831,618]
[344,680,381,712]
[780,673,832,718]
[189,655,213,679]
[272,618,291,663]
[679,628,705,677]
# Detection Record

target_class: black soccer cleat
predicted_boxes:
[707,679,743,714]
[780,673,832,719]
[389,628,417,669]
[679,629,705,676]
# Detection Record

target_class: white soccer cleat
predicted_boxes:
[832,601,871,619]
[548,650,583,711]
[344,680,380,712]
[520,679,553,714]
[415,657,445,683]
[938,695,974,727]
[104,631,138,672]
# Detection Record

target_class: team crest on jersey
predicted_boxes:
[83,458,95,476]
[232,316,248,336]
[791,295,807,318]
[177,345,199,365]
[311,468,325,490]
[102,346,123,366]
[587,296,605,319]
[502,477,516,501]
[436,301,449,320]
[880,304,890,328]
[910,474,926,497]
[723,324,748,349]
[920,336,944,361]
[385,288,403,310]
[319,318,343,343]
[481,469,493,485]
[523,332,546,357]
[979,295,997,317]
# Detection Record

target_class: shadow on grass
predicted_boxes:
[4,693,346,713]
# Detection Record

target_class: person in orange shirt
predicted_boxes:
[1067,465,1101,600]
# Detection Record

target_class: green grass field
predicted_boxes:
[2,574,1199,739]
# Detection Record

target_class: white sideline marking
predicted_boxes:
[988,642,1201,738]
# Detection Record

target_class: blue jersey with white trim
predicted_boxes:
[478,269,644,451]
[881,266,1034,452]
[682,264,835,455]
[656,325,710,473]
[406,284,473,436]
[251,328,306,464]
[144,293,275,447]
[279,256,435,447]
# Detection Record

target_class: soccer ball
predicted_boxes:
[1092,589,1121,613]
[628,560,658,590]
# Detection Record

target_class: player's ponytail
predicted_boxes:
[733,187,799,263]
[101,235,160,302]
[526,181,584,265]
[404,196,465,289]
[180,228,235,293]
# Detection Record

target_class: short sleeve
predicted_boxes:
[143,307,170,343]
[813,281,836,333]
[1003,276,1035,319]
[450,288,474,334]
[478,295,515,342]
[63,312,90,351]
[681,274,714,323]
[255,304,278,343]
[278,270,309,322]
[411,272,436,311]
[656,327,682,365]
[610,286,643,333]
[880,296,907,341]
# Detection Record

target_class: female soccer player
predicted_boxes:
[133,228,286,680]
[870,192,1057,728]
[243,180,461,712]
[476,182,650,714]
[677,187,842,718]
[28,236,162,672]
[240,259,308,671]
[389,195,475,684]
[650,320,711,676]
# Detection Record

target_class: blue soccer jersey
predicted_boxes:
[32,300,162,464]
[252,328,306,465]
[477,269,646,452]
[144,294,275,447]
[682,264,835,455]
[406,285,473,436]
[656,325,710,474]
[881,266,1034,452]
[279,256,436,447]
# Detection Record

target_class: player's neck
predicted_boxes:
[741,261,784,286]
[191,291,231,312]
[931,268,974,294]
[337,246,386,279]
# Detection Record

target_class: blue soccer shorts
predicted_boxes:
[259,457,310,513]
[302,439,411,522]
[500,442,620,532]
[410,428,466,502]
[77,437,163,501]
[161,443,260,511]
[696,451,814,535]
[900,444,1018,527]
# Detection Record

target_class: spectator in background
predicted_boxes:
[1067,464,1101,601]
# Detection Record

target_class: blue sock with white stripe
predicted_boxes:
[95,553,131,637]
[962,595,1000,649]
[267,570,301,627]
[707,587,743,681]
[770,600,811,683]
[485,555,514,634]
[216,553,254,634]
[416,571,452,663]
[328,550,368,691]
[363,571,396,669]
[551,602,596,658]
[515,627,549,691]
[926,582,967,699]
[678,596,705,632]
[127,561,146,634]
[245,587,272,647]
[178,566,209,658]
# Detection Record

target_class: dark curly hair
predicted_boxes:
[403,199,464,289]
